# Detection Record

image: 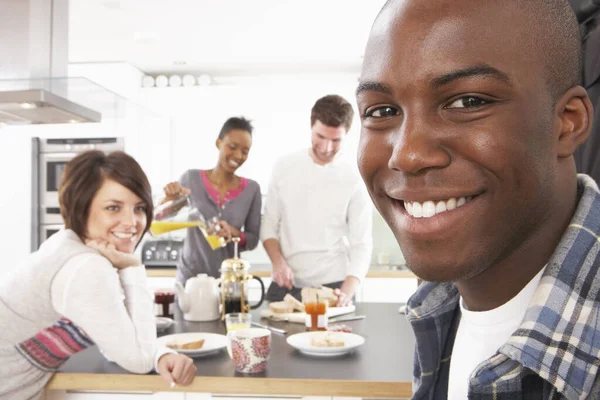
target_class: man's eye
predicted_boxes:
[447,96,488,109]
[365,106,399,118]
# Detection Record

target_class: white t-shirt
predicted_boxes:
[448,267,546,400]
[260,149,373,287]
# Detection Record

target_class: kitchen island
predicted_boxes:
[146,265,417,279]
[45,303,415,399]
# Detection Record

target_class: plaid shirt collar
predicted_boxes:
[407,175,600,399]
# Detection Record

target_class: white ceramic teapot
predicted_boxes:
[174,273,220,321]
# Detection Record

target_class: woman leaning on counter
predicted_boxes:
[164,116,262,284]
[0,150,195,399]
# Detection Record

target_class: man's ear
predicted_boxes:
[556,86,593,158]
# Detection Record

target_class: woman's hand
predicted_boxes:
[86,239,142,270]
[157,353,196,387]
[163,182,191,201]
[215,220,241,242]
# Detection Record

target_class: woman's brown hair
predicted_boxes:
[58,150,153,241]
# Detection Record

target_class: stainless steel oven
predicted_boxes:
[39,151,74,213]
[32,137,125,250]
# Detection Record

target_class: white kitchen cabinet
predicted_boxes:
[45,390,183,399]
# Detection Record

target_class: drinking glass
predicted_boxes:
[225,313,252,332]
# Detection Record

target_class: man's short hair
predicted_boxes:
[379,0,582,103]
[59,150,153,239]
[218,116,254,139]
[311,94,355,132]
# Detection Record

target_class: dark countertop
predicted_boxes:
[47,303,415,398]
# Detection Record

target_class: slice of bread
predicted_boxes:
[301,287,338,307]
[269,301,294,314]
[167,338,205,350]
[283,294,305,312]
[181,339,205,350]
[311,333,344,348]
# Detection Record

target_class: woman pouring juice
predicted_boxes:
[162,116,262,285]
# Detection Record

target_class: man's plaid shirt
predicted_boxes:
[406,175,600,400]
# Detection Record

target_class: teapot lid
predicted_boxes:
[220,237,251,272]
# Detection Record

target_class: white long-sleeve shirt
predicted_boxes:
[0,229,172,399]
[51,253,172,373]
[260,149,373,287]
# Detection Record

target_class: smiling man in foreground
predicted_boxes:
[356,0,598,398]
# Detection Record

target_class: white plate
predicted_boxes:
[157,332,228,358]
[286,331,365,357]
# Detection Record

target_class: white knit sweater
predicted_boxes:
[0,229,170,399]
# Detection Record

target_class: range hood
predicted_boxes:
[0,89,101,125]
[0,0,105,126]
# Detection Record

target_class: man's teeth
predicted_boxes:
[113,232,136,241]
[404,196,472,219]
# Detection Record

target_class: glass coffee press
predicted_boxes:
[219,237,265,320]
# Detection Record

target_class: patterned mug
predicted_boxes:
[228,328,271,373]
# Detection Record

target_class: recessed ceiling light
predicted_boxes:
[20,102,37,109]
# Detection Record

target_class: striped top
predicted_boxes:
[0,230,171,399]
[16,318,94,372]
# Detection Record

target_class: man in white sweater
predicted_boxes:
[260,94,373,306]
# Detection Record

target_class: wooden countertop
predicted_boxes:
[46,303,414,398]
[146,267,416,279]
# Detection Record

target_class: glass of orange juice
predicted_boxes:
[225,313,252,332]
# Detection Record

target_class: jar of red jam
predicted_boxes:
[154,290,175,318]
[305,300,328,331]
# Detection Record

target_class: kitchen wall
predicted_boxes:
[0,63,172,278]
[0,65,406,279]
[138,72,406,266]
